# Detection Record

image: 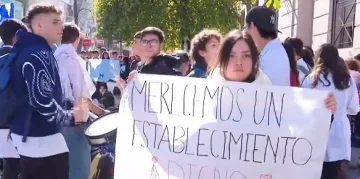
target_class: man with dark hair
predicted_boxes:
[140,26,165,44]
[245,6,290,86]
[61,23,79,44]
[135,26,176,75]
[116,27,177,89]
[138,26,165,62]
[54,22,104,179]
[0,19,28,47]
[188,29,222,78]
[9,4,85,179]
[0,18,27,179]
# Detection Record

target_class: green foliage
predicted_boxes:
[94,0,243,50]
[263,0,282,9]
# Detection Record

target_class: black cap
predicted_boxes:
[246,6,279,33]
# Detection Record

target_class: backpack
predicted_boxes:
[0,48,20,127]
[298,64,311,76]
[90,149,115,179]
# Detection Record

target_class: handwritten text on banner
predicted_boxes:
[114,74,331,179]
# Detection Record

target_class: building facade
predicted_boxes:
[17,0,73,21]
[15,0,95,36]
[0,0,24,19]
[259,0,360,58]
[77,0,96,37]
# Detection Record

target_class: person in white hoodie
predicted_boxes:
[54,23,105,179]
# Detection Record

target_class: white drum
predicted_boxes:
[85,112,119,146]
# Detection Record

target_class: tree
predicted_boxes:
[94,0,281,50]
[262,0,281,9]
[94,0,243,50]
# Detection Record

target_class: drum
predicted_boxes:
[85,112,119,147]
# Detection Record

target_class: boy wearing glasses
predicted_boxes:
[133,27,177,75]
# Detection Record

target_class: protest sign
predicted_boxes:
[114,74,331,179]
[87,59,121,82]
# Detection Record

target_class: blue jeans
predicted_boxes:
[61,125,91,179]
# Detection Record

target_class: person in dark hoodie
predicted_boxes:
[9,5,86,179]
[0,18,28,179]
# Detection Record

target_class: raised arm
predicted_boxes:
[22,54,74,126]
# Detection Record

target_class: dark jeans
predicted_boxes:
[19,153,69,179]
[3,158,21,179]
[321,160,347,179]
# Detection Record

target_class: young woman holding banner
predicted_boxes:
[117,29,337,124]
[116,30,338,176]
[205,29,335,115]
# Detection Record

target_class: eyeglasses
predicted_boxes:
[140,39,159,47]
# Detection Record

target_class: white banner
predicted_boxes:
[114,74,331,179]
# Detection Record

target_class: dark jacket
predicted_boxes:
[136,54,177,75]
[120,56,132,80]
[10,30,74,138]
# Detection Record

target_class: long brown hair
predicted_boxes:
[282,42,299,84]
[312,43,350,90]
[209,29,259,82]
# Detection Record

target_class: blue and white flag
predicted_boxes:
[87,59,121,82]
[0,3,14,22]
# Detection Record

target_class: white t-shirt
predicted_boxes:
[259,38,290,86]
[0,129,19,158]
[302,73,359,161]
[11,133,69,158]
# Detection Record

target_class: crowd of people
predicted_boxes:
[0,3,359,179]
